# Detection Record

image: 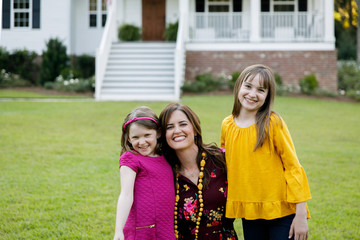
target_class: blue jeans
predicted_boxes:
[242,214,295,240]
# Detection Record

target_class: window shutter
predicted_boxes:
[33,0,40,28]
[299,0,307,12]
[196,0,205,12]
[233,0,242,12]
[2,0,11,29]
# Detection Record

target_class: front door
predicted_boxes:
[142,0,166,41]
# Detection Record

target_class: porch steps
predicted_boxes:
[100,42,177,101]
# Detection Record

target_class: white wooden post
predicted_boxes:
[250,0,260,42]
[324,0,335,43]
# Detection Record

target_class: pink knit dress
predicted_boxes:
[119,151,176,240]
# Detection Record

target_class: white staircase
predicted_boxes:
[99,42,177,101]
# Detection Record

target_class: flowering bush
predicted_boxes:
[338,61,360,100]
[44,72,94,93]
[0,69,32,88]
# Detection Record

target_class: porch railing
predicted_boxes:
[261,12,324,42]
[188,12,324,42]
[95,0,117,100]
[189,12,249,42]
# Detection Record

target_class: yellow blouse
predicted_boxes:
[221,114,311,220]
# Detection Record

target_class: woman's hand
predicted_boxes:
[289,202,308,240]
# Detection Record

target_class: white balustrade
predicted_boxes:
[95,0,117,100]
[188,12,324,42]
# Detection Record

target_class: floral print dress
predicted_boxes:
[176,160,238,240]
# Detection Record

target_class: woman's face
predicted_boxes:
[165,110,196,152]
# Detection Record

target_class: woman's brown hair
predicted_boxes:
[159,103,226,187]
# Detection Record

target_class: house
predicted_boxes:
[1,0,337,101]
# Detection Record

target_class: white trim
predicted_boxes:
[186,42,335,51]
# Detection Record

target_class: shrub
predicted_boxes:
[346,90,360,101]
[164,21,178,41]
[118,24,141,41]
[338,61,360,92]
[9,49,39,85]
[337,61,360,101]
[274,72,282,86]
[60,68,81,80]
[182,73,222,93]
[0,48,40,85]
[71,54,95,78]
[41,38,68,85]
[44,75,94,93]
[274,72,287,96]
[228,71,241,90]
[299,74,318,95]
[0,69,31,88]
[0,47,10,70]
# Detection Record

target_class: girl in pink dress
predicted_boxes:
[114,106,175,240]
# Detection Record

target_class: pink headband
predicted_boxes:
[123,117,158,130]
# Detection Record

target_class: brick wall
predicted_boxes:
[185,50,338,91]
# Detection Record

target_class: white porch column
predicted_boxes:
[324,0,335,43]
[250,0,260,42]
[179,0,189,41]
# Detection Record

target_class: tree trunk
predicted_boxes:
[356,0,360,62]
[355,0,360,62]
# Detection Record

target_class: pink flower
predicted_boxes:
[184,199,197,214]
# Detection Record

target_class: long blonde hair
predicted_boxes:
[232,64,279,151]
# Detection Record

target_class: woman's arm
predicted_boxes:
[114,166,136,240]
[289,202,309,240]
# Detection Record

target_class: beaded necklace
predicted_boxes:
[174,152,206,240]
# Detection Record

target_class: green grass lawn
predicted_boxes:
[0,95,359,239]
[0,89,92,99]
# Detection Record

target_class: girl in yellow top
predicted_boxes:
[221,64,311,240]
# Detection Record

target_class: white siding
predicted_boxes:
[1,0,72,54]
[166,0,179,24]
[71,0,104,56]
[121,0,142,27]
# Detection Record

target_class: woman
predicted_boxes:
[159,103,238,240]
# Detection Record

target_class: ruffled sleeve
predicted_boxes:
[119,151,140,173]
[220,115,232,149]
[272,115,311,203]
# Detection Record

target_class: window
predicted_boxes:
[272,0,296,12]
[89,0,107,28]
[207,0,231,12]
[2,0,40,29]
[13,0,31,27]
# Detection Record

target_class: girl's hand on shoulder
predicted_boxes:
[114,231,124,240]
[289,214,308,240]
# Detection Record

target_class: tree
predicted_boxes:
[40,38,68,84]
[335,0,358,60]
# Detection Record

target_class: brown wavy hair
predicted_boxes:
[232,64,280,151]
[120,106,161,155]
[159,103,226,187]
